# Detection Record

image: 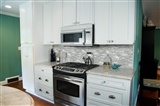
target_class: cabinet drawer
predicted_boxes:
[35,83,53,101]
[87,83,125,106]
[35,73,53,87]
[87,74,129,90]
[35,65,52,74]
[87,99,112,106]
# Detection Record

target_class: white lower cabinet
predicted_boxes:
[34,65,53,101]
[87,99,110,106]
[87,74,131,106]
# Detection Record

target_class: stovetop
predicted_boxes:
[53,62,99,74]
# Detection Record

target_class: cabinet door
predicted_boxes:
[94,0,135,45]
[21,44,34,92]
[20,2,33,44]
[77,0,94,24]
[87,99,111,106]
[109,0,135,44]
[62,0,76,27]
[43,1,62,45]
[94,0,110,44]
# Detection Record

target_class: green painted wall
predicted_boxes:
[155,29,160,66]
[0,14,21,81]
[132,0,143,105]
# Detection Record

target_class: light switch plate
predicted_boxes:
[18,46,21,50]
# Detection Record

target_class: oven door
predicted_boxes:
[54,74,84,106]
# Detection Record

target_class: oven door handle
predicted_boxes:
[63,78,83,83]
[54,75,83,84]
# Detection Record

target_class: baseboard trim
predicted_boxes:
[0,75,22,85]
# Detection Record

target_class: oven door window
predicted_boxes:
[62,33,82,42]
[57,80,79,97]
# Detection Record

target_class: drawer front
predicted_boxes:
[35,65,52,74]
[87,83,126,106]
[87,99,112,106]
[35,83,53,101]
[87,74,129,90]
[35,73,53,87]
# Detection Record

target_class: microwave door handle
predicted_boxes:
[83,30,86,45]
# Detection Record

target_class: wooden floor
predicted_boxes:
[3,69,160,106]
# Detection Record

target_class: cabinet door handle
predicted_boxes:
[39,89,42,92]
[38,77,42,80]
[41,69,44,71]
[94,92,101,95]
[101,81,106,84]
[109,95,116,99]
[46,91,49,94]
[50,41,54,43]
[73,22,77,24]
[45,79,48,82]
[111,40,114,43]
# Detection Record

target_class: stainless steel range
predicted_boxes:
[53,62,98,106]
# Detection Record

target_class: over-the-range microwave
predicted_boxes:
[61,24,94,46]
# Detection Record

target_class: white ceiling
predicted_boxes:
[0,0,53,17]
[0,0,31,17]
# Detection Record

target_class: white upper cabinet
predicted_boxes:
[77,0,94,25]
[94,0,135,45]
[20,2,33,44]
[62,0,94,27]
[63,0,76,27]
[43,0,62,45]
[94,1,110,44]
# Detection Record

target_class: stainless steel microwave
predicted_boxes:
[61,24,94,46]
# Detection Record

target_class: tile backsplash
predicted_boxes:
[53,45,133,68]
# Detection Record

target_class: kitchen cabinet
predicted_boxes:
[62,0,94,27]
[43,0,62,45]
[21,44,34,93]
[34,65,54,101]
[87,74,132,106]
[94,0,135,44]
[20,2,33,44]
[20,2,49,94]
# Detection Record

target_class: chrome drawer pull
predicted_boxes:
[38,77,42,80]
[109,95,116,99]
[41,69,44,71]
[45,79,48,82]
[102,81,106,84]
[39,89,42,92]
[94,92,101,95]
[46,91,49,94]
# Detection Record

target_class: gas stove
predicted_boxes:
[53,62,99,74]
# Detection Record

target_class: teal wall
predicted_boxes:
[0,14,21,81]
[132,0,143,105]
[155,29,160,66]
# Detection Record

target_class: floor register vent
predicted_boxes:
[6,76,20,83]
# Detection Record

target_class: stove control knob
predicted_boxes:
[80,70,83,73]
[56,66,59,69]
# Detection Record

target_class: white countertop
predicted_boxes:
[86,65,134,80]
